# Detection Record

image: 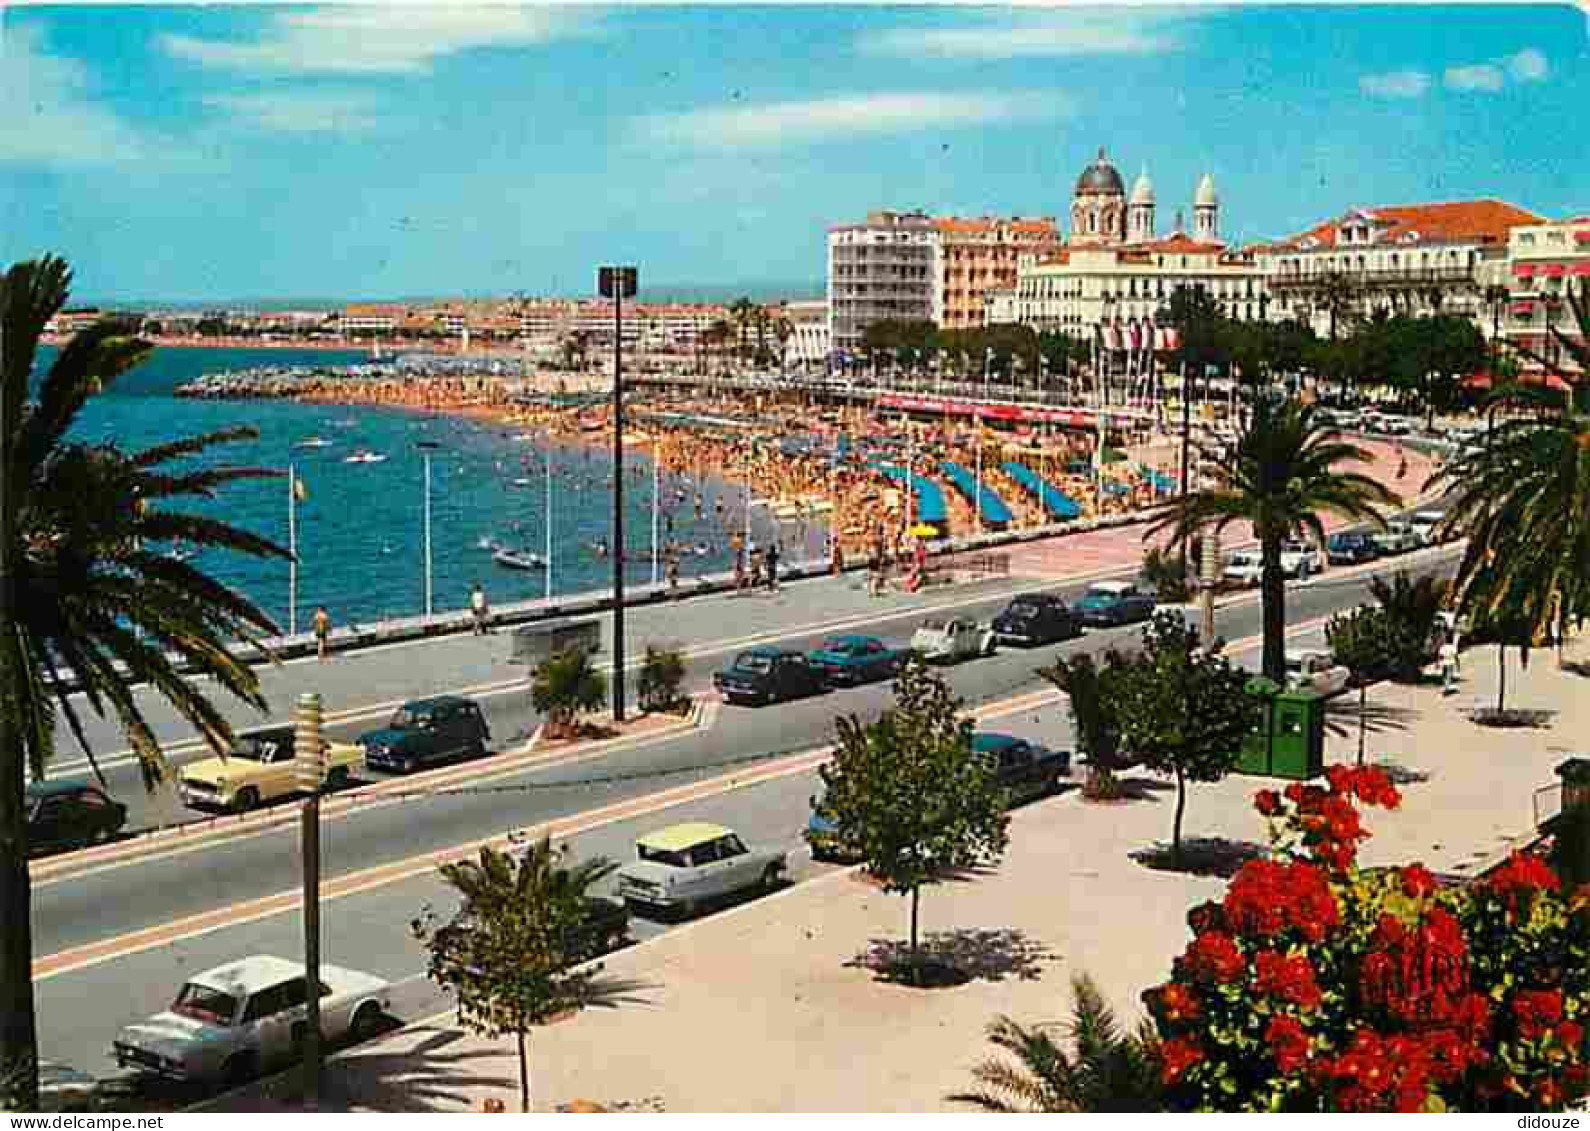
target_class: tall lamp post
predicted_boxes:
[599,265,637,723]
[416,440,440,618]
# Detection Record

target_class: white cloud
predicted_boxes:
[161,6,592,76]
[858,13,1181,59]
[1359,70,1431,99]
[1506,47,1549,82]
[637,91,1067,150]
[0,24,147,165]
[202,90,384,134]
[1445,63,1504,91]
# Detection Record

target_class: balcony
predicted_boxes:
[1270,266,1475,289]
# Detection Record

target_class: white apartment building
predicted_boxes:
[827,210,937,355]
[783,299,830,365]
[1253,200,1543,336]
[1502,215,1590,374]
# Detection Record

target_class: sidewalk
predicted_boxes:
[221,628,1574,1113]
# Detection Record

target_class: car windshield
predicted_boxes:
[389,708,430,730]
[819,638,853,654]
[920,618,947,631]
[733,653,773,674]
[171,982,239,1026]
[1005,604,1039,619]
[1082,588,1118,603]
[637,845,691,867]
[231,735,286,762]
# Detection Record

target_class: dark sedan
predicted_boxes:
[713,646,825,706]
[1326,531,1381,566]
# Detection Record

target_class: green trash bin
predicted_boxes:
[1269,688,1325,780]
[1236,676,1282,777]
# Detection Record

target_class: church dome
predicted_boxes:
[1130,170,1155,206]
[1195,172,1218,208]
[1075,147,1125,196]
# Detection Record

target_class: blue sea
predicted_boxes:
[48,345,813,631]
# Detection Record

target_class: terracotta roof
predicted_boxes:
[1135,234,1225,255]
[1273,199,1544,252]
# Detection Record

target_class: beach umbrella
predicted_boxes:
[909,523,939,538]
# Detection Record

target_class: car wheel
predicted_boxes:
[399,757,417,775]
[349,1003,385,1043]
[326,766,350,792]
[233,787,260,814]
[761,864,782,892]
[468,737,488,759]
[983,638,997,656]
[221,1052,258,1089]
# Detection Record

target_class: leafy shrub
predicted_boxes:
[1142,546,1191,603]
[637,643,690,715]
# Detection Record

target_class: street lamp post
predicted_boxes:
[287,463,300,636]
[543,430,554,602]
[599,264,638,723]
[416,441,441,618]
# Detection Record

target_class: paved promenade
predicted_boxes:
[226,622,1568,1113]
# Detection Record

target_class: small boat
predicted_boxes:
[294,436,333,449]
[493,547,546,571]
[510,432,536,443]
[476,535,501,551]
[165,545,196,563]
[510,477,533,487]
[344,450,387,465]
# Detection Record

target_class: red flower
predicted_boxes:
[1254,950,1324,1011]
[1401,863,1438,898]
[1514,989,1565,1041]
[1486,851,1561,913]
[1183,930,1245,983]
[1186,900,1228,936]
[1558,1020,1585,1054]
[1161,1036,1204,1085]
[1225,858,1339,941]
[1254,789,1283,817]
[1157,981,1203,1024]
[1266,1014,1311,1075]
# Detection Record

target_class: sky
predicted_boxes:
[2,3,1587,305]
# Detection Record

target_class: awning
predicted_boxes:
[1514,263,1537,277]
[1574,263,1590,277]
[1576,231,1590,244]
[1545,263,1567,277]
[1514,302,1535,314]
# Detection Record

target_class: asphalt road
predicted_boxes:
[32,539,1462,1083]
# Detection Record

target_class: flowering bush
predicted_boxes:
[1144,764,1590,1111]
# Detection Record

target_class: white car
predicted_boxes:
[1286,650,1351,697]
[112,955,391,1086]
[616,822,786,918]
[1223,550,1264,588]
[1371,520,1422,556]
[1409,510,1447,546]
[911,616,995,663]
[1279,541,1321,579]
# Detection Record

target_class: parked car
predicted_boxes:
[1279,540,1322,579]
[998,593,1076,642]
[112,955,391,1086]
[1285,650,1351,697]
[616,822,786,917]
[1223,550,1264,588]
[805,634,909,687]
[991,593,1082,646]
[1409,510,1448,546]
[1371,520,1422,556]
[713,646,825,706]
[1326,531,1380,566]
[179,726,366,813]
[805,733,1070,863]
[911,616,996,663]
[1076,581,1157,627]
[358,695,491,775]
[26,779,126,855]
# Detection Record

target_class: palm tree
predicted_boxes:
[1367,571,1451,681]
[530,647,607,739]
[702,318,734,378]
[949,973,1163,1112]
[728,296,758,364]
[1038,653,1123,798]
[1147,398,1400,681]
[1428,280,1590,655]
[1,257,288,1109]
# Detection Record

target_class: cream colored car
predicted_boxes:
[179,726,365,813]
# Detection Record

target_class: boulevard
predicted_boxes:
[31,535,1462,1083]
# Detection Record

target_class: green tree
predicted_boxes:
[1110,614,1263,862]
[1141,544,1190,603]
[1368,571,1450,681]
[411,838,619,1113]
[1037,652,1125,800]
[816,658,1009,981]
[1428,280,1590,653]
[1147,397,1399,681]
[636,643,688,715]
[949,973,1163,1112]
[1325,606,1401,764]
[530,647,607,738]
[1,257,289,1110]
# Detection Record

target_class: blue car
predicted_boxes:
[806,635,909,687]
[1075,581,1157,628]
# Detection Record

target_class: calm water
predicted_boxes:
[47,345,809,631]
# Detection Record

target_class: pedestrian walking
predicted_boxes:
[731,531,746,592]
[766,542,780,593]
[830,537,844,578]
[470,582,490,635]
[1439,637,1461,695]
[312,605,331,661]
[749,544,764,590]
[666,542,681,597]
